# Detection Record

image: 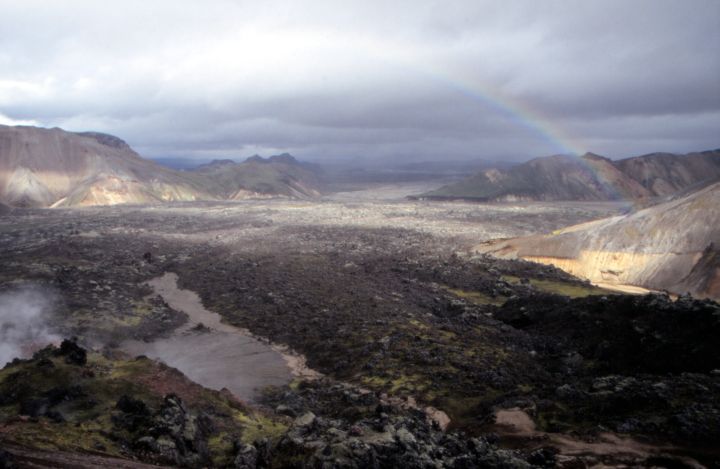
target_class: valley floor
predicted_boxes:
[1,192,718,467]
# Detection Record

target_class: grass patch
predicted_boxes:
[233,409,288,444]
[408,319,429,329]
[5,420,123,455]
[208,432,238,466]
[360,373,430,395]
[444,287,506,306]
[501,275,610,298]
[517,384,534,394]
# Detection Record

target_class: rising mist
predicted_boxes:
[0,286,60,366]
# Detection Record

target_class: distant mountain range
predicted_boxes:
[191,154,321,200]
[3,124,719,209]
[418,150,720,202]
[0,125,321,207]
[478,181,720,299]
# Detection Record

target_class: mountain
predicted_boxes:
[0,125,209,207]
[190,154,321,199]
[0,126,321,207]
[420,150,720,202]
[477,181,720,299]
[614,150,720,196]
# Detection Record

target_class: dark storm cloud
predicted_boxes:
[0,0,718,162]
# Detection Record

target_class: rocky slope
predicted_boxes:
[420,150,720,202]
[0,126,321,207]
[478,181,720,299]
[0,340,286,467]
[0,340,550,468]
[616,150,720,196]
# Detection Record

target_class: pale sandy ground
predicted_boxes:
[594,282,656,296]
[131,186,625,251]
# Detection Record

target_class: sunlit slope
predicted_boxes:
[478,182,720,299]
[0,125,209,207]
[0,125,322,207]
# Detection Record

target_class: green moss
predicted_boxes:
[233,410,288,444]
[5,420,123,455]
[501,275,610,298]
[438,329,457,340]
[0,351,288,463]
[408,319,429,329]
[444,287,506,306]
[208,432,237,466]
[388,374,425,393]
[517,384,533,393]
[360,375,391,388]
[359,372,435,399]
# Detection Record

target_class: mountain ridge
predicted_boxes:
[0,125,321,207]
[419,150,720,202]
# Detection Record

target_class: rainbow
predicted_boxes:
[406,64,632,202]
[416,67,587,157]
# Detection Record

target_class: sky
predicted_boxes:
[0,0,718,163]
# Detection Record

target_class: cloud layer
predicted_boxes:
[1,0,718,162]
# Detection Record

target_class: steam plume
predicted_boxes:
[0,286,60,366]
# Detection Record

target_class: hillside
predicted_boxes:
[0,340,291,467]
[477,182,720,299]
[420,150,720,202]
[615,150,720,196]
[0,340,544,468]
[0,125,209,207]
[0,126,321,207]
[190,154,321,199]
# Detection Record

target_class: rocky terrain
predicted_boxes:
[419,150,720,202]
[0,126,323,208]
[1,193,718,467]
[0,340,285,467]
[479,181,720,299]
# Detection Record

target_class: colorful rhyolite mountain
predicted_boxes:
[478,181,720,299]
[420,151,720,202]
[0,125,321,207]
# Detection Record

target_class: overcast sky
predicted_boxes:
[1,0,718,163]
